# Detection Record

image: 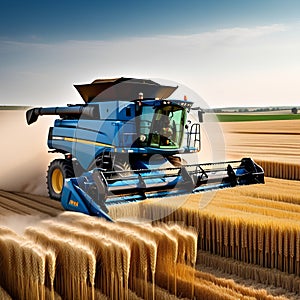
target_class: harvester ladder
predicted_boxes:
[187,123,201,151]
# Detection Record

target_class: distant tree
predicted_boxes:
[292,107,298,114]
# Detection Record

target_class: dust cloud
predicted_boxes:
[0,109,226,197]
[0,214,47,235]
[0,110,59,195]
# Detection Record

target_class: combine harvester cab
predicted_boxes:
[26,77,264,220]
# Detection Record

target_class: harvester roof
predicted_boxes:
[74,77,178,103]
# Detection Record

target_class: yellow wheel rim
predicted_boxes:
[52,168,64,194]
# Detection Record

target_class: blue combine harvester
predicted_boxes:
[26,78,264,221]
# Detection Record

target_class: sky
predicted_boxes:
[0,0,300,108]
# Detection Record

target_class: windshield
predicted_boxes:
[139,104,186,149]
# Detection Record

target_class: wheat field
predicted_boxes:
[109,177,300,295]
[0,213,285,300]
[0,177,297,299]
[0,116,300,299]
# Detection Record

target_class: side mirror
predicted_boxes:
[185,120,191,129]
[198,110,204,123]
[190,107,204,123]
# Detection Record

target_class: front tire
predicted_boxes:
[113,160,132,178]
[47,159,74,200]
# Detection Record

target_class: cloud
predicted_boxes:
[152,23,288,46]
[0,23,288,60]
[207,24,287,44]
[0,23,298,107]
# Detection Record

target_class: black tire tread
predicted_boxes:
[113,160,132,177]
[47,159,75,201]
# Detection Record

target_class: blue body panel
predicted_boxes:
[48,116,138,169]
[47,100,190,169]
[61,178,113,221]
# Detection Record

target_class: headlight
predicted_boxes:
[139,134,146,142]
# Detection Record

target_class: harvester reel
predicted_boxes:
[47,159,75,200]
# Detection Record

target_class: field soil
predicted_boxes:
[221,120,300,163]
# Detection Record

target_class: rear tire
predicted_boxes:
[47,159,74,200]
